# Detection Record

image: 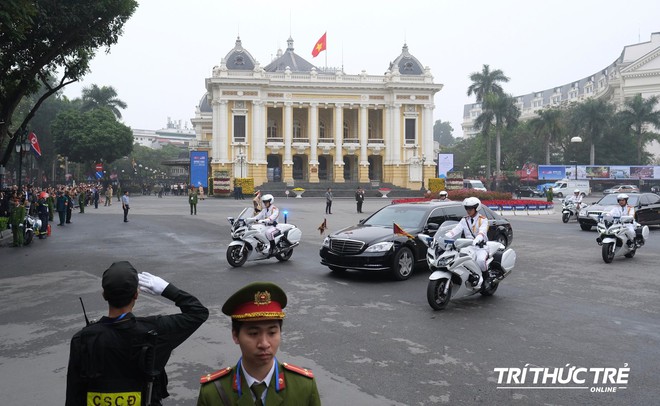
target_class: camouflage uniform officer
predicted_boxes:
[78,188,86,213]
[197,282,321,406]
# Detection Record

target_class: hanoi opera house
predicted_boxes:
[190,37,443,189]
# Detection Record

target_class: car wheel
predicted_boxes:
[494,233,508,247]
[556,192,563,198]
[391,247,414,281]
[579,223,592,231]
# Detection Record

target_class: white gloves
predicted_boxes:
[138,272,169,295]
[472,236,484,246]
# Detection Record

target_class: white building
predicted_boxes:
[462,32,660,162]
[190,37,442,189]
[133,117,196,149]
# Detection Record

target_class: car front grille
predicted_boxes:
[330,238,365,254]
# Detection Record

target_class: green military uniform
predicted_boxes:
[197,282,321,406]
[189,188,198,215]
[78,191,86,213]
[197,361,321,406]
[10,200,26,246]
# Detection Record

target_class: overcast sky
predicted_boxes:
[63,0,660,138]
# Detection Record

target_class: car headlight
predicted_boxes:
[322,237,330,248]
[579,209,587,216]
[365,241,394,252]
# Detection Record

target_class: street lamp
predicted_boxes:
[570,136,583,180]
[14,130,31,194]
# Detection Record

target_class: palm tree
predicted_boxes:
[617,93,660,164]
[467,64,510,102]
[81,84,127,119]
[483,93,520,185]
[530,108,563,165]
[569,99,614,165]
[467,64,510,180]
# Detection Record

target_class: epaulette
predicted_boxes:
[200,367,232,384]
[282,362,314,378]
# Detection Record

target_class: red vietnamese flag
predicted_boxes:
[28,132,42,158]
[311,32,327,57]
[393,223,415,240]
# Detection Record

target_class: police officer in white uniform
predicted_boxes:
[566,189,583,209]
[444,197,490,288]
[249,194,280,254]
[609,193,637,246]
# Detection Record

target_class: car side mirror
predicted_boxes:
[426,222,439,231]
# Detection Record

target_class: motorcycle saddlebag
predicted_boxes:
[493,248,516,271]
[284,227,302,244]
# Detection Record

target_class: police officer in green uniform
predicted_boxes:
[189,186,198,215]
[10,196,26,246]
[66,261,209,405]
[197,282,321,406]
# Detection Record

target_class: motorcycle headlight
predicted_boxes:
[322,237,330,248]
[365,241,394,252]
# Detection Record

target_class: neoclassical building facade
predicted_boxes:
[462,32,660,161]
[191,37,442,189]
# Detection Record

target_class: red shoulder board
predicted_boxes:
[200,367,232,384]
[282,362,314,378]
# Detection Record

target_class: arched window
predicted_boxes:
[267,120,278,139]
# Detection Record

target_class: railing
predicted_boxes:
[266,137,284,143]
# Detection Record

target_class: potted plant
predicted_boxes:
[292,187,305,198]
[378,187,391,198]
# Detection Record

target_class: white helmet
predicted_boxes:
[262,194,274,204]
[574,189,580,194]
[439,191,448,197]
[463,197,481,211]
[616,193,629,201]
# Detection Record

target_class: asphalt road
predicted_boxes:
[1,195,658,405]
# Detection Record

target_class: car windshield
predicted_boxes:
[597,194,639,206]
[364,205,429,228]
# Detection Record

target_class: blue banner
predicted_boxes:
[190,151,208,188]
[538,166,566,180]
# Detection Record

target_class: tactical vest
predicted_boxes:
[77,318,159,406]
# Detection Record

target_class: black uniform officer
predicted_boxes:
[66,261,209,405]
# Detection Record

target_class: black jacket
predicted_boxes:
[66,284,209,405]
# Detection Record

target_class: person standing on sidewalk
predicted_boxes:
[121,191,130,222]
[355,187,365,213]
[325,187,333,215]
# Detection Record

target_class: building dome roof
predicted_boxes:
[224,36,257,70]
[389,43,424,75]
[199,93,211,113]
[264,37,316,72]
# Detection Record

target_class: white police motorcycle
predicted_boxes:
[596,214,649,263]
[560,199,584,223]
[226,208,302,267]
[419,227,516,310]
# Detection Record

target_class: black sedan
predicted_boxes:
[319,201,514,281]
[577,193,660,230]
[515,186,544,198]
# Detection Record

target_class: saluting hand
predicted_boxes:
[138,272,170,295]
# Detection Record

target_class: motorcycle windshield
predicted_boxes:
[236,207,250,220]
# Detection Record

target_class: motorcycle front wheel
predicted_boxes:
[601,242,615,263]
[562,212,570,223]
[427,278,452,310]
[226,245,248,267]
[24,230,34,246]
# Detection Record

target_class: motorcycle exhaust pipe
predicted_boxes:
[492,269,512,284]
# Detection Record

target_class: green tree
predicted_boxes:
[81,84,127,119]
[433,120,455,146]
[569,99,614,165]
[51,108,133,164]
[467,64,509,102]
[481,93,520,188]
[467,64,511,180]
[530,108,563,165]
[0,0,138,166]
[617,93,660,164]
